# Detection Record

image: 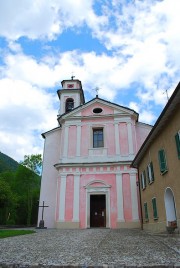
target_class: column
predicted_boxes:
[59,175,67,221]
[127,122,134,155]
[63,126,69,158]
[76,125,81,157]
[115,123,120,155]
[116,173,125,221]
[73,175,80,222]
[130,174,139,221]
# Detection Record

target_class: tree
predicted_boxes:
[0,178,17,225]
[15,165,40,225]
[20,154,42,175]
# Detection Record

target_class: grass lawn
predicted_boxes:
[0,229,36,238]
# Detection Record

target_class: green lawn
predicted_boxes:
[0,229,36,238]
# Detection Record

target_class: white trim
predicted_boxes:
[59,175,67,221]
[60,155,135,163]
[116,174,124,221]
[76,125,81,157]
[84,179,111,189]
[130,174,139,221]
[63,126,69,158]
[127,122,134,155]
[115,123,120,155]
[73,175,80,222]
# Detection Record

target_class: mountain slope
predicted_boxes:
[0,152,19,173]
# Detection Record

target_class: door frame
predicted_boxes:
[84,180,111,228]
[164,187,177,225]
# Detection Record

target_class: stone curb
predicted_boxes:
[0,264,180,268]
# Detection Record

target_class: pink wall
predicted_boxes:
[55,178,60,221]
[122,173,132,221]
[65,175,74,221]
[135,123,152,152]
[82,103,114,116]
[106,123,115,155]
[68,125,77,157]
[81,124,89,156]
[119,123,129,155]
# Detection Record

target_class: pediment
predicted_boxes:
[84,180,111,189]
[60,98,137,120]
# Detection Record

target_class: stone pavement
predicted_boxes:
[0,228,179,267]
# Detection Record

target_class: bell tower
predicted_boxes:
[57,77,85,115]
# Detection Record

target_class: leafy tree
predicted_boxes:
[20,154,42,175]
[0,179,17,225]
[15,165,40,225]
[0,154,41,226]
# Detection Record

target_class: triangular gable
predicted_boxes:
[58,97,138,121]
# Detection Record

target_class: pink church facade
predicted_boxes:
[38,79,152,229]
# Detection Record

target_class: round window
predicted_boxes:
[93,108,103,114]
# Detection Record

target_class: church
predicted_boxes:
[38,78,152,229]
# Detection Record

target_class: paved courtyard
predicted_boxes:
[0,228,179,267]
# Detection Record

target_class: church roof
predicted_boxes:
[132,82,180,168]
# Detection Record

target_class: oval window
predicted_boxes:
[93,108,103,114]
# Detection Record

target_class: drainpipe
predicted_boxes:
[136,168,143,230]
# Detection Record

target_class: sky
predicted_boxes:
[0,0,180,162]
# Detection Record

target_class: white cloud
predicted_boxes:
[0,0,104,41]
[0,78,57,161]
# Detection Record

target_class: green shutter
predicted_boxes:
[175,133,180,159]
[140,174,143,189]
[146,166,150,183]
[144,202,148,220]
[150,162,154,181]
[152,198,158,219]
[143,170,147,188]
[158,149,167,173]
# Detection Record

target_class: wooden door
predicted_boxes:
[90,195,106,227]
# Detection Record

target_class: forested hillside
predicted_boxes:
[0,152,19,173]
[0,153,42,226]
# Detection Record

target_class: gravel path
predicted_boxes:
[0,228,179,267]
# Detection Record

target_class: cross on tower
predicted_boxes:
[94,87,100,97]
[71,72,75,80]
[163,88,169,101]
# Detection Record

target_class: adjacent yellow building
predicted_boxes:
[132,83,180,232]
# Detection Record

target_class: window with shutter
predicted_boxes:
[146,165,150,184]
[175,132,180,159]
[140,173,144,189]
[147,161,154,183]
[143,170,147,188]
[150,162,154,182]
[158,149,168,174]
[140,171,146,190]
[152,197,158,219]
[144,202,149,221]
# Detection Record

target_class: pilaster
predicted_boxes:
[73,175,80,222]
[59,175,67,221]
[116,173,125,222]
[130,174,139,221]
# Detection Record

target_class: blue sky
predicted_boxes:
[0,0,180,161]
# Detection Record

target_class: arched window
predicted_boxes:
[65,98,74,113]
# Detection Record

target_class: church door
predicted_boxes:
[90,194,106,227]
